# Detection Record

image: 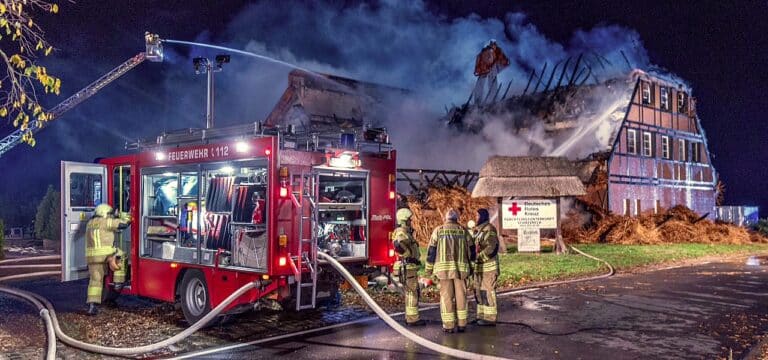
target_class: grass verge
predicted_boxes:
[416,243,768,289]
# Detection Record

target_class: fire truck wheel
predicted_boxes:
[180,270,212,325]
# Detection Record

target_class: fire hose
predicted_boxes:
[388,245,615,306]
[0,246,613,360]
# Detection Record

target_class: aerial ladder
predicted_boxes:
[0,32,164,158]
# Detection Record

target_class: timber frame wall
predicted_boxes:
[607,75,717,217]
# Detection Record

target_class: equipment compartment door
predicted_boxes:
[61,161,107,281]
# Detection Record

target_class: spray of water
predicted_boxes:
[547,96,626,157]
[163,39,312,73]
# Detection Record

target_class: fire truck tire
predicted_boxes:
[179,270,212,325]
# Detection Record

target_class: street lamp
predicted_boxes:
[193,54,229,129]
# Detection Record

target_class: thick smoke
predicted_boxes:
[206,0,650,170]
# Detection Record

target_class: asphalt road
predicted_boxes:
[175,258,768,360]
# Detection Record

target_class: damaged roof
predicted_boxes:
[264,70,406,132]
[472,156,586,197]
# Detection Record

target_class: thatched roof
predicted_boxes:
[473,156,586,198]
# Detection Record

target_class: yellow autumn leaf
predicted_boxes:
[20,93,26,104]
[36,40,43,50]
[28,19,33,27]
[51,4,58,13]
[0,3,5,15]
[0,107,7,117]
[45,46,52,56]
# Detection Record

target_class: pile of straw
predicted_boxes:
[564,205,766,245]
[404,186,494,246]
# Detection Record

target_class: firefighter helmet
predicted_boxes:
[94,203,113,218]
[467,220,476,229]
[445,209,459,221]
[396,208,413,223]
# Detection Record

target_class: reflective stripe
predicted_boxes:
[485,307,498,315]
[87,286,102,296]
[424,264,434,272]
[457,309,468,320]
[405,307,419,316]
[441,312,456,321]
[86,247,115,257]
[477,261,498,272]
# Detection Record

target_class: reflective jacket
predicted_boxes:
[86,217,128,258]
[425,220,475,280]
[392,225,421,272]
[474,222,500,274]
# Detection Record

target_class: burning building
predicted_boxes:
[449,68,718,218]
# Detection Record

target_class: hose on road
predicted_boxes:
[318,251,511,360]
[0,255,61,265]
[0,278,259,357]
[0,246,614,360]
[388,244,614,305]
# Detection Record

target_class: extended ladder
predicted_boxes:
[293,172,319,310]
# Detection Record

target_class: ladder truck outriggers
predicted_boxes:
[61,124,398,323]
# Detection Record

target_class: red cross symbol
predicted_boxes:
[508,202,522,216]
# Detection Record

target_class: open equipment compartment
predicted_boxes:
[315,167,369,260]
[139,159,270,271]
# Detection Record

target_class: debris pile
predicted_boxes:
[405,186,494,246]
[564,205,768,245]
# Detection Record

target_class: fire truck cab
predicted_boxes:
[61,123,397,323]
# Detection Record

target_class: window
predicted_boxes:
[624,199,631,216]
[678,139,687,162]
[641,82,652,105]
[627,129,637,154]
[660,87,670,111]
[113,166,131,213]
[677,91,687,113]
[691,142,701,163]
[654,200,661,214]
[642,132,653,157]
[70,173,103,207]
[661,136,670,159]
[635,199,641,216]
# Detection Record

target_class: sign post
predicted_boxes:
[501,198,559,253]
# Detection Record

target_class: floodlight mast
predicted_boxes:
[193,54,230,129]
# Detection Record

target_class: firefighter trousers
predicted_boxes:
[475,271,498,322]
[404,269,420,323]
[439,278,468,329]
[87,255,108,304]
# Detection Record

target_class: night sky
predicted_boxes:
[0,0,766,224]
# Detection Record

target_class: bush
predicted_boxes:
[755,218,768,237]
[34,185,61,241]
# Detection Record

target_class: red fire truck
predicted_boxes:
[61,123,397,323]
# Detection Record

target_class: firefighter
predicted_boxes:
[85,203,131,315]
[472,39,510,106]
[425,209,475,333]
[392,208,425,326]
[472,208,499,326]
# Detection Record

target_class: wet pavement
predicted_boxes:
[175,259,768,360]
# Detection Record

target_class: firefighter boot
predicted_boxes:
[87,303,99,316]
[406,319,426,327]
[476,319,496,327]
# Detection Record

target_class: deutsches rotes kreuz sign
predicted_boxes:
[501,199,558,229]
